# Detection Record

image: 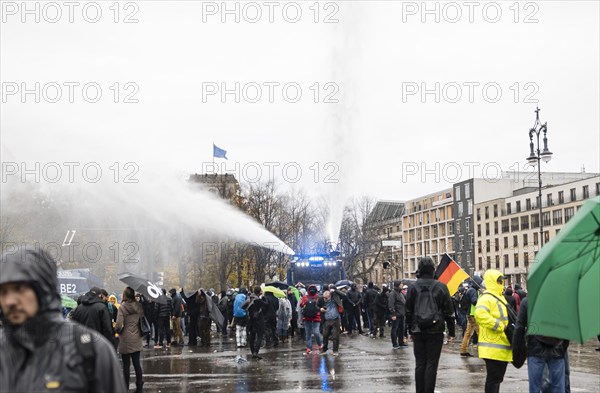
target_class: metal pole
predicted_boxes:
[537,132,544,247]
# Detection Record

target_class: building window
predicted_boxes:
[583,185,589,199]
[531,214,540,228]
[485,206,489,219]
[456,222,461,235]
[533,232,539,245]
[487,256,491,270]
[547,194,553,206]
[460,237,465,250]
[511,218,519,232]
[596,182,600,196]
[493,204,498,218]
[486,239,491,253]
[468,200,473,215]
[477,224,481,237]
[507,203,512,214]
[524,252,529,268]
[553,209,563,225]
[523,233,528,246]
[478,241,482,253]
[470,235,474,250]
[514,253,519,267]
[570,188,576,202]
[457,203,464,217]
[502,219,509,233]
[513,235,518,248]
[495,255,500,269]
[465,183,470,199]
[466,252,471,263]
[455,186,461,201]
[494,222,499,235]
[558,191,564,204]
[448,222,454,235]
[504,254,509,268]
[503,237,509,249]
[495,238,499,251]
[466,218,470,233]
[526,198,531,210]
[521,215,529,230]
[516,201,521,213]
[433,226,438,237]
[543,212,551,227]
[565,207,575,223]
[478,257,483,270]
[477,208,481,221]
[485,223,490,236]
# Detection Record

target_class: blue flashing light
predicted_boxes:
[308,256,324,262]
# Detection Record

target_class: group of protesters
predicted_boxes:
[1,247,593,393]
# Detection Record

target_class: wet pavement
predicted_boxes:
[137,331,600,392]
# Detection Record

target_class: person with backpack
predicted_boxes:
[406,257,456,393]
[233,287,249,348]
[0,247,127,392]
[474,269,513,393]
[300,284,323,355]
[116,286,144,393]
[243,287,269,360]
[460,277,481,357]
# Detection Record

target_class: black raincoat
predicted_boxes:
[0,247,126,393]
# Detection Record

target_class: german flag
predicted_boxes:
[435,253,470,295]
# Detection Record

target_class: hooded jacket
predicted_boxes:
[474,269,513,362]
[115,299,144,355]
[299,285,321,323]
[71,292,115,346]
[0,247,126,393]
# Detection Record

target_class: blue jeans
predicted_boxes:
[304,321,322,349]
[528,356,565,393]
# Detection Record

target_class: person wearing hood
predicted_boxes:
[299,284,323,355]
[460,277,482,357]
[116,286,144,392]
[405,257,456,393]
[72,287,116,347]
[474,269,513,393]
[180,287,199,346]
[233,287,249,348]
[169,288,184,346]
[389,280,407,349]
[0,246,126,392]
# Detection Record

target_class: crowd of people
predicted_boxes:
[1,248,597,393]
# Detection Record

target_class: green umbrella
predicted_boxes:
[261,285,287,298]
[61,294,77,309]
[528,196,600,343]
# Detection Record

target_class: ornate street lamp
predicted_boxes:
[527,107,553,247]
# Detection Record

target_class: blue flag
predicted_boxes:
[213,144,228,159]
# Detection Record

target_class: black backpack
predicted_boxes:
[303,297,318,318]
[414,283,442,330]
[71,323,96,393]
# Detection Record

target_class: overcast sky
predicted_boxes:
[2,0,599,207]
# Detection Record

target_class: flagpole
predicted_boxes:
[212,142,215,173]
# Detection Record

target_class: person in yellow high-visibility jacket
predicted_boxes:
[475,269,512,393]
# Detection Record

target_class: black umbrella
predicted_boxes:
[199,288,225,331]
[265,281,289,290]
[118,272,167,304]
[335,279,353,287]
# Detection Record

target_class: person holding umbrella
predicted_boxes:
[116,286,144,393]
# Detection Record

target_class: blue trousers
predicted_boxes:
[528,356,565,393]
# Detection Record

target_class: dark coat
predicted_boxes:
[347,288,361,307]
[513,297,568,360]
[71,293,115,346]
[364,287,379,310]
[264,293,279,322]
[405,274,456,336]
[376,290,389,314]
[115,300,143,355]
[244,295,268,328]
[0,247,126,393]
[388,288,406,317]
[171,293,183,318]
[155,296,173,319]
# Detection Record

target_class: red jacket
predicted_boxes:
[299,293,321,323]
